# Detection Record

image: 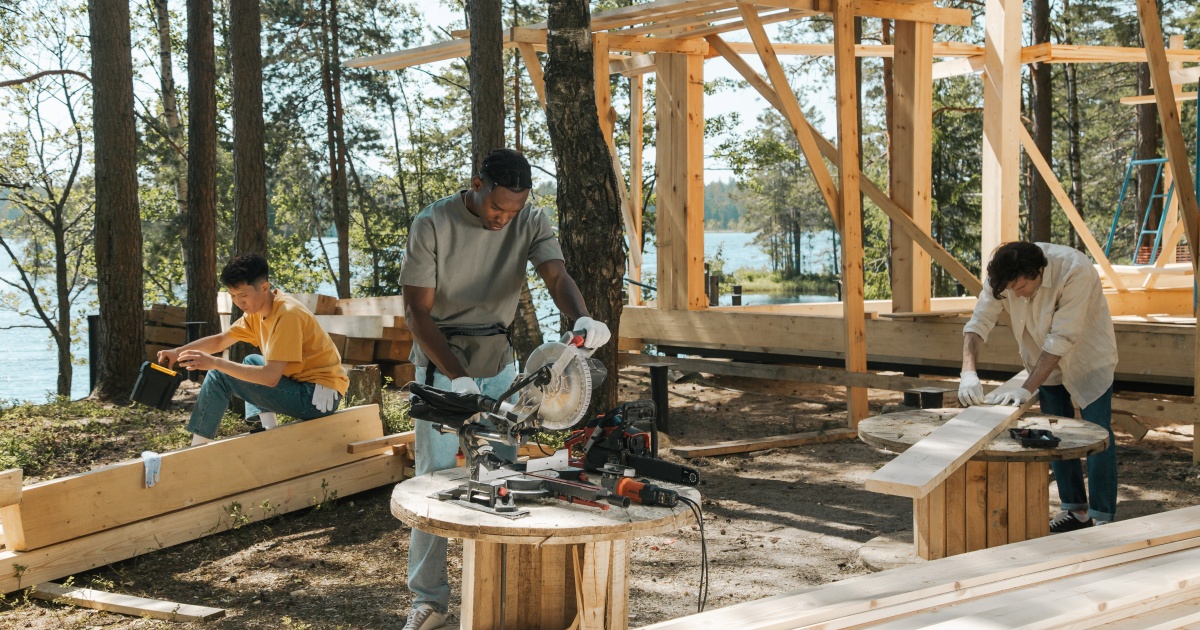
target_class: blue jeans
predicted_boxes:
[408,363,518,614]
[1040,384,1117,522]
[186,354,341,439]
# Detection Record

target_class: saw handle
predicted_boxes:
[559,330,596,357]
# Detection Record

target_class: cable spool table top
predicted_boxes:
[391,467,701,545]
[858,408,1110,462]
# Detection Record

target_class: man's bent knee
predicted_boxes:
[242,354,266,367]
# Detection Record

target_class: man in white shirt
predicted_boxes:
[958,241,1118,533]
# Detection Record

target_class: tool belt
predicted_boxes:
[423,324,511,385]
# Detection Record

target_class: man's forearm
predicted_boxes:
[547,275,590,323]
[1022,351,1062,393]
[962,332,984,372]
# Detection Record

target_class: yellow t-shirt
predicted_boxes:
[226,291,349,395]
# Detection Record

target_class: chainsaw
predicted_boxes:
[565,400,700,486]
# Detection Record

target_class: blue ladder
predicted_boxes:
[1104,156,1176,264]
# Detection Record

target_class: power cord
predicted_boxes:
[677,495,709,612]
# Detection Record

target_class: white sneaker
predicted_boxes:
[403,604,447,630]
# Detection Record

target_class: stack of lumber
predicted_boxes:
[143,304,188,361]
[640,505,1200,629]
[0,405,408,593]
[217,293,416,387]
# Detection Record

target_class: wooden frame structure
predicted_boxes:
[348,0,1200,459]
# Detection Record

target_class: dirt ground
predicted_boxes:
[2,367,1198,629]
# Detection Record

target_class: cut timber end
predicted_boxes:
[0,469,21,508]
[865,373,1034,499]
[32,582,225,621]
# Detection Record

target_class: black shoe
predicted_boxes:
[1049,511,1094,533]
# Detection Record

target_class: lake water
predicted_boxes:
[0,231,837,403]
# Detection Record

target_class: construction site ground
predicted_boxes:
[1,366,1197,629]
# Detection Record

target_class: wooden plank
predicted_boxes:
[343,338,376,363]
[639,506,1200,630]
[986,460,1008,547]
[832,0,868,427]
[716,40,985,59]
[927,478,946,560]
[1007,460,1026,543]
[737,3,841,231]
[577,541,611,629]
[629,71,644,306]
[1029,461,1050,538]
[144,324,187,346]
[914,494,930,559]
[384,362,416,387]
[669,428,857,458]
[980,0,1023,262]
[1018,124,1126,291]
[144,306,186,326]
[889,19,933,314]
[373,339,413,362]
[285,293,337,315]
[518,43,547,108]
[0,451,405,594]
[461,540,502,629]
[0,405,383,551]
[964,461,988,552]
[865,373,1035,498]
[332,296,405,316]
[348,430,415,455]
[541,544,569,628]
[606,539,629,629]
[943,465,966,556]
[31,582,224,621]
[0,469,21,508]
[755,0,971,26]
[517,545,542,630]
[503,543,520,629]
[313,315,389,339]
[594,33,613,142]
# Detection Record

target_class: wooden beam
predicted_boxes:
[833,0,869,426]
[737,3,841,231]
[667,8,815,40]
[715,40,984,58]
[889,19,934,313]
[0,405,384,551]
[518,43,546,107]
[980,0,1023,262]
[0,451,407,594]
[629,72,645,305]
[755,0,971,26]
[1017,125,1127,291]
[670,428,857,458]
[0,469,20,508]
[1120,90,1198,106]
[348,430,415,454]
[31,582,225,621]
[865,373,1037,499]
[1023,43,1200,65]
[639,506,1200,629]
[619,6,747,37]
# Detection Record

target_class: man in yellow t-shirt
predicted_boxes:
[158,253,349,446]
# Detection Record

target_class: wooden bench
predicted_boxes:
[639,506,1200,629]
[0,404,408,593]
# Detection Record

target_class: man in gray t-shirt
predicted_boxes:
[398,148,611,630]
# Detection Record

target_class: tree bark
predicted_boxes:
[89,0,145,401]
[467,0,505,173]
[153,0,188,246]
[186,0,219,341]
[545,0,625,411]
[1028,0,1053,243]
[1063,2,1082,250]
[320,0,350,297]
[1136,38,1162,252]
[230,0,268,259]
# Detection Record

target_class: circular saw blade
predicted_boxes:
[523,341,591,430]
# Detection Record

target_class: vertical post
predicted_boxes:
[980,0,1023,263]
[834,0,869,426]
[649,363,670,437]
[890,20,933,313]
[630,74,644,306]
[185,321,207,382]
[654,53,706,310]
[732,284,743,306]
[88,314,102,391]
[708,275,720,307]
[593,33,612,144]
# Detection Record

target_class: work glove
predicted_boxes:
[572,316,611,349]
[450,376,481,396]
[311,384,340,413]
[958,371,985,407]
[986,386,1033,407]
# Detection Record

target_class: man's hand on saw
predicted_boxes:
[985,386,1032,406]
[958,371,985,407]
[573,317,611,349]
[451,376,481,395]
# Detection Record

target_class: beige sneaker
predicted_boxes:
[403,604,447,630]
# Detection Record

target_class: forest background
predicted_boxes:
[1,0,1199,400]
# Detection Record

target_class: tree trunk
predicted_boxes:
[320,0,350,298]
[1136,38,1162,252]
[186,0,219,341]
[545,0,625,411]
[54,226,71,397]
[153,0,188,254]
[1063,3,1082,250]
[89,0,145,401]
[1028,0,1053,243]
[231,0,268,259]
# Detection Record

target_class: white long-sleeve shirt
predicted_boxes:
[964,243,1117,408]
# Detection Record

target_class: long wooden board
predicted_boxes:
[670,429,857,458]
[0,405,383,551]
[32,582,225,621]
[0,469,20,508]
[865,373,1035,499]
[0,450,406,594]
[638,505,1200,630]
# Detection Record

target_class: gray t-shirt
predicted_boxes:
[400,191,564,377]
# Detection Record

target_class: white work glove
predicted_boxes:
[572,316,611,349]
[986,386,1032,407]
[450,376,481,395]
[958,371,985,407]
[311,384,340,413]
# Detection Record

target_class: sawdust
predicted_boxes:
[1,368,1197,628]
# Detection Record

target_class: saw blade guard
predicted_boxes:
[523,341,592,430]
